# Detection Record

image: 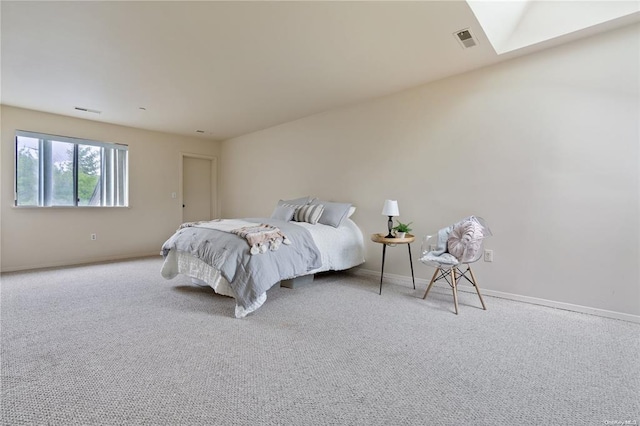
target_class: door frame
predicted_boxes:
[179,152,218,222]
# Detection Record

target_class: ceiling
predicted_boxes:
[2,1,638,141]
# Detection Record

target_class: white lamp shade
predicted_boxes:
[381,200,399,216]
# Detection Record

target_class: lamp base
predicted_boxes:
[385,216,394,238]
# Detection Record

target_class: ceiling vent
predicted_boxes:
[74,106,101,114]
[454,28,477,49]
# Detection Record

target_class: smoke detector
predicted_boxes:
[454,28,477,49]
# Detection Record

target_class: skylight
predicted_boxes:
[467,0,640,54]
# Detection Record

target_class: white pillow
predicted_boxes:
[447,219,484,262]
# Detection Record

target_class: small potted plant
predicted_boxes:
[393,220,413,239]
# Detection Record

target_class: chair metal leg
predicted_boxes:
[468,266,487,310]
[451,267,459,315]
[422,268,439,299]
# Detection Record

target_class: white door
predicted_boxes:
[182,156,214,222]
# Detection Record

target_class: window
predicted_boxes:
[15,131,128,207]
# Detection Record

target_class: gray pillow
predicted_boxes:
[277,196,310,206]
[310,200,352,228]
[270,204,296,221]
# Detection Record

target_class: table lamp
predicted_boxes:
[381,200,399,238]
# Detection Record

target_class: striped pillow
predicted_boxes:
[293,203,325,225]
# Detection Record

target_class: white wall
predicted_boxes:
[1,106,220,271]
[220,24,639,316]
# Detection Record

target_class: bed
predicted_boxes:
[160,197,365,318]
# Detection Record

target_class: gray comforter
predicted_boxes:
[161,218,321,310]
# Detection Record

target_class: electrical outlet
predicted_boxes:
[90,233,97,241]
[484,249,493,262]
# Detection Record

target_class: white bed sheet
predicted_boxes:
[166,218,365,316]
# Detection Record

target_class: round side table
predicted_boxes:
[370,233,416,295]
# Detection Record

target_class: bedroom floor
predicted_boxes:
[1,256,638,425]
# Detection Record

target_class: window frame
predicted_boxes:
[14,130,129,208]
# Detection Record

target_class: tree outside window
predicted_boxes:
[15,131,127,207]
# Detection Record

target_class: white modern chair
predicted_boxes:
[420,216,492,314]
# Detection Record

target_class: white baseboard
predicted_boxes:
[352,268,640,324]
[1,252,161,273]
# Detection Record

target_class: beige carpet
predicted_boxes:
[2,257,639,425]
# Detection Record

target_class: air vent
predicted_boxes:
[454,28,477,49]
[74,106,101,114]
